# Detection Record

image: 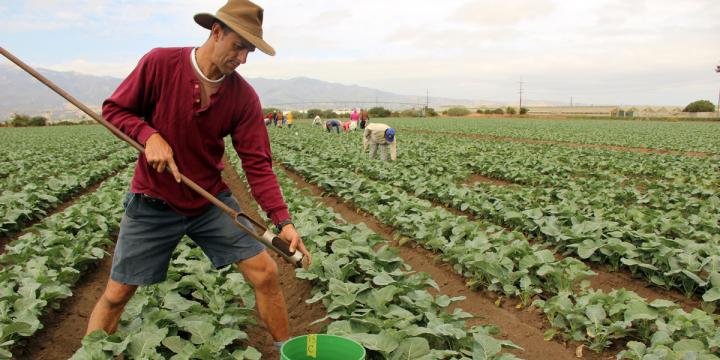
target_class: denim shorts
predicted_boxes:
[110,191,265,285]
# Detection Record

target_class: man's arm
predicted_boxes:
[390,140,397,161]
[102,49,181,182]
[363,127,371,152]
[231,97,311,262]
[231,96,290,226]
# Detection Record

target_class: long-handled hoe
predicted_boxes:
[0,47,305,268]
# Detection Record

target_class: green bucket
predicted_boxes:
[281,334,365,360]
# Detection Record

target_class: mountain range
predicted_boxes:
[1,63,517,120]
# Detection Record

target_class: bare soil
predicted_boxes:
[277,164,614,360]
[463,173,514,187]
[221,157,326,358]
[15,243,114,360]
[408,129,713,158]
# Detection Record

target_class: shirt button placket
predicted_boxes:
[193,83,201,114]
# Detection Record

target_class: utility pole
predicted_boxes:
[518,81,524,114]
[716,64,720,118]
[425,89,429,117]
[570,96,573,107]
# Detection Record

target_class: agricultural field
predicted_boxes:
[2,118,719,359]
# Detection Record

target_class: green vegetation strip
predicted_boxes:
[269,130,720,357]
[225,150,523,359]
[270,128,720,308]
[0,168,132,358]
[0,148,137,235]
[382,118,720,153]
[72,241,262,359]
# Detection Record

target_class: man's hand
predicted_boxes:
[145,133,181,183]
[279,224,311,266]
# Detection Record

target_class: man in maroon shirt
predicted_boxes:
[85,0,310,351]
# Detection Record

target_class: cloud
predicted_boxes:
[452,0,557,26]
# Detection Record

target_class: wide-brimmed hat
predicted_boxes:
[194,0,275,56]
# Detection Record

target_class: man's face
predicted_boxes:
[212,26,255,75]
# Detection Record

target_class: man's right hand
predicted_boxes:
[145,133,181,183]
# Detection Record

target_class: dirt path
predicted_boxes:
[407,129,713,157]
[15,244,114,360]
[221,157,326,358]
[277,164,612,360]
[464,173,515,187]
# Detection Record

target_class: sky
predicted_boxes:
[1,0,719,106]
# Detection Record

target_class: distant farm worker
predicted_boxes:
[265,111,273,126]
[272,110,278,127]
[87,0,310,353]
[325,118,341,133]
[349,108,359,124]
[277,109,284,128]
[342,120,357,133]
[363,123,397,161]
[359,108,369,129]
[286,111,294,128]
[312,115,321,126]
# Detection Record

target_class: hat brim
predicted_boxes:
[194,12,276,56]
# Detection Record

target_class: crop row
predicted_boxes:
[270,129,720,307]
[0,125,127,181]
[226,149,523,359]
[382,118,720,153]
[0,147,137,235]
[269,131,720,356]
[0,168,132,359]
[72,241,263,359]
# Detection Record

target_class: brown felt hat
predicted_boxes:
[194,0,275,56]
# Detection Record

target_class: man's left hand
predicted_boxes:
[279,224,311,266]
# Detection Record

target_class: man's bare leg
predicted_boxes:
[237,250,289,341]
[86,278,138,335]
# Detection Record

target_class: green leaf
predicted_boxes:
[372,273,395,286]
[389,337,430,360]
[348,332,399,353]
[126,326,168,358]
[702,287,720,302]
[178,317,215,344]
[672,339,706,353]
[472,331,502,359]
[624,301,658,322]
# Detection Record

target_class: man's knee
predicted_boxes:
[102,281,137,309]
[240,253,280,292]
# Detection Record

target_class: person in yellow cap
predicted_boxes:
[85,0,310,353]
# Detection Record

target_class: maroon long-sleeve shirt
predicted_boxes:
[103,47,290,225]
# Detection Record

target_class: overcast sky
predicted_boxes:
[2,0,719,106]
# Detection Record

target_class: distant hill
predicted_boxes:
[0,63,490,120]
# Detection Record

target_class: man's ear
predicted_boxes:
[210,23,223,41]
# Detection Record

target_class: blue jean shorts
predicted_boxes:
[110,191,266,285]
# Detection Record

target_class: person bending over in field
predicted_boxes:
[363,123,397,161]
[85,0,311,352]
[325,118,341,133]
